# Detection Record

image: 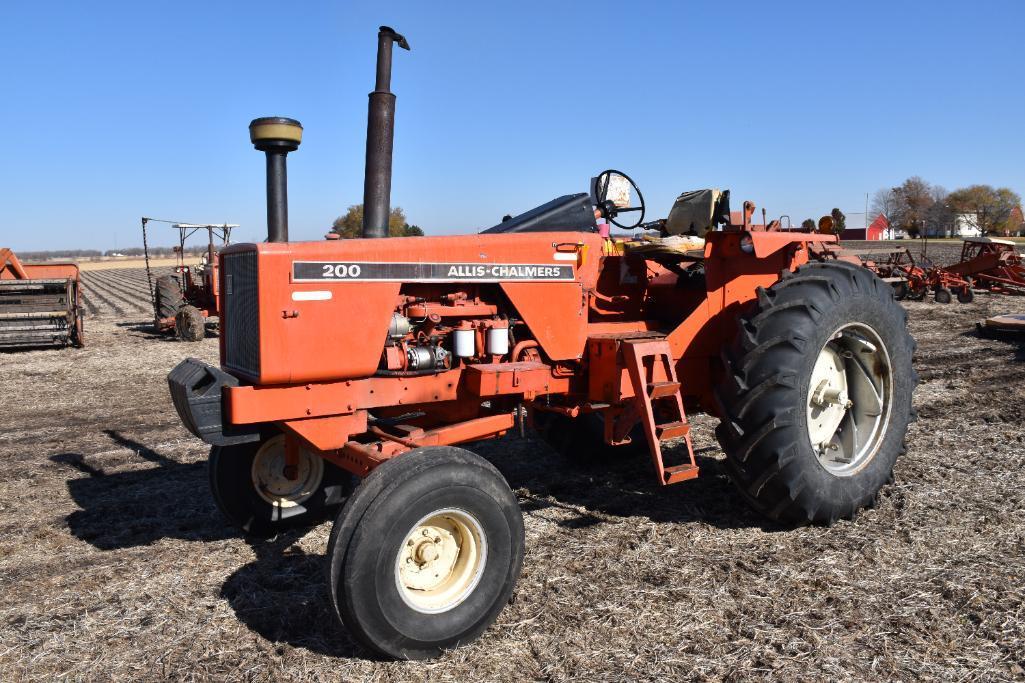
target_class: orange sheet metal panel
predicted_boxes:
[463,362,571,398]
[225,371,465,425]
[221,231,603,384]
[281,411,369,452]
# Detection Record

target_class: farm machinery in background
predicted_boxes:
[141,218,238,341]
[0,248,84,349]
[864,247,973,304]
[167,27,917,659]
[862,237,1025,305]
[943,237,1025,296]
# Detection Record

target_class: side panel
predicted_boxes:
[221,232,603,384]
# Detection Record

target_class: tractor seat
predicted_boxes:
[481,193,597,234]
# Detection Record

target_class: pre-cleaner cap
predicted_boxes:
[249,117,303,151]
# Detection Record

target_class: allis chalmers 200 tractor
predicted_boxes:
[169,28,916,659]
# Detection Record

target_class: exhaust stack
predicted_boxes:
[250,117,303,243]
[362,26,410,239]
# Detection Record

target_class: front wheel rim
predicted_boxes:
[395,508,487,614]
[806,323,893,476]
[250,435,324,507]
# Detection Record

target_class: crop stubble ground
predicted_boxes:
[1,247,1024,681]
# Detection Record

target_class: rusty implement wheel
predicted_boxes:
[327,446,524,659]
[715,261,916,525]
[175,305,206,341]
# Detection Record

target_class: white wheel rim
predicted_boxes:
[395,508,487,614]
[250,435,324,508]
[807,324,893,476]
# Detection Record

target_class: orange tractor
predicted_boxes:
[168,27,916,659]
[0,248,84,349]
[142,218,237,341]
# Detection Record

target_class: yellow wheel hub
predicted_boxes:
[396,509,486,613]
[250,435,324,508]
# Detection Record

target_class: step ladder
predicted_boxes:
[622,338,699,485]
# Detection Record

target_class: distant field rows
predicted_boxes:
[80,267,175,318]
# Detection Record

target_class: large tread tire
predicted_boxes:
[155,275,183,320]
[175,304,206,341]
[715,260,917,525]
[327,446,524,660]
[209,437,352,539]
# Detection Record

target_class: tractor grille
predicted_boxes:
[222,250,260,377]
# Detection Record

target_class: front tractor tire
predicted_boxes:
[716,261,916,525]
[209,435,351,538]
[327,446,525,660]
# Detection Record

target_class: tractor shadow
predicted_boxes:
[52,429,235,549]
[219,533,373,660]
[473,432,775,532]
[114,320,218,341]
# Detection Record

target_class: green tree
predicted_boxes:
[331,205,423,238]
[830,208,846,232]
[800,218,816,231]
[946,185,1022,236]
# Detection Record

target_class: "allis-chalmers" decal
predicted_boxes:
[292,261,575,282]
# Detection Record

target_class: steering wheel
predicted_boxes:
[594,169,646,230]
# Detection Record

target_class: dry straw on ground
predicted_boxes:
[1,260,1024,681]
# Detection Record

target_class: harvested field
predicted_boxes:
[2,262,1025,681]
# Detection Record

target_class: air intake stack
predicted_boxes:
[362,26,410,239]
[250,117,303,243]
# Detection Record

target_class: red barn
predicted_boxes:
[841,214,888,240]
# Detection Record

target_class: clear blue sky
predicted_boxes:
[1,1,1023,250]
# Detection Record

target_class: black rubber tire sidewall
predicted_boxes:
[155,275,183,319]
[716,261,916,524]
[935,287,952,304]
[209,440,350,538]
[327,447,524,660]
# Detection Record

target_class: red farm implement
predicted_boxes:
[0,248,84,349]
[943,237,1025,296]
[864,247,973,304]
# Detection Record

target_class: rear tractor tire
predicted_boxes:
[209,435,352,538]
[155,274,183,323]
[175,304,206,341]
[716,261,916,525]
[934,287,952,304]
[327,446,524,660]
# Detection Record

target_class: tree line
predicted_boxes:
[331,205,423,238]
[870,178,1022,237]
